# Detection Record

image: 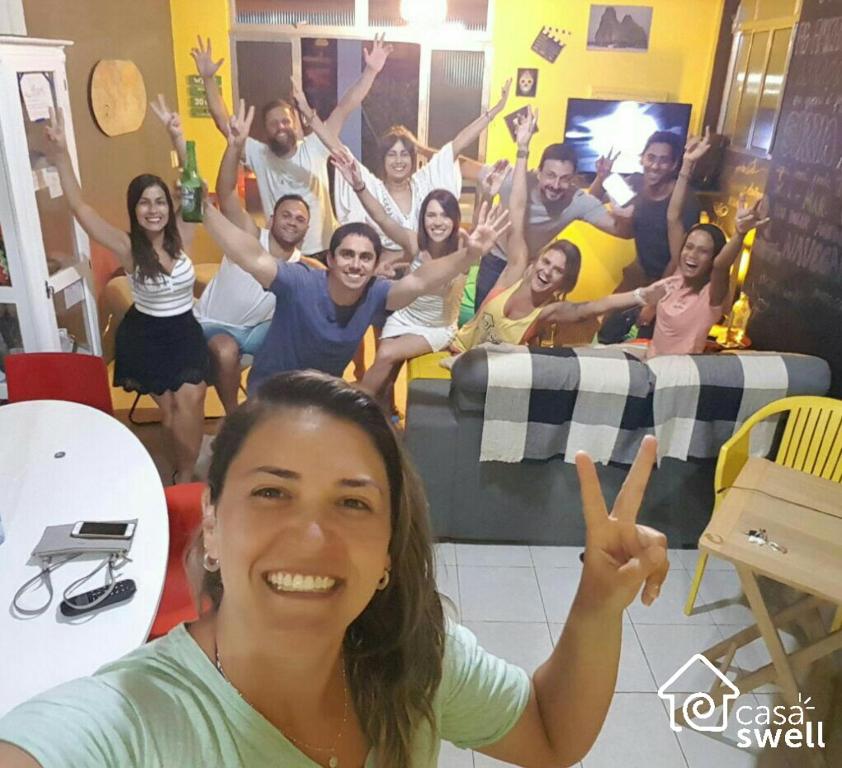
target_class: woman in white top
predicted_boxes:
[44,107,208,485]
[331,149,467,401]
[296,78,511,271]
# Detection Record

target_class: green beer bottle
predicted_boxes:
[180,140,203,223]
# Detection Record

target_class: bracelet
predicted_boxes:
[353,183,366,193]
[633,287,647,306]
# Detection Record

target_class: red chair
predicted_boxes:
[148,482,205,639]
[5,352,113,415]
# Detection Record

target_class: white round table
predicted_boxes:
[0,400,168,716]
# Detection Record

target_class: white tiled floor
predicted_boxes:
[434,542,830,768]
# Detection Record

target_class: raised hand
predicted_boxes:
[735,194,771,236]
[191,36,224,79]
[227,99,254,148]
[363,33,393,73]
[44,106,67,155]
[489,77,512,117]
[575,435,669,613]
[514,105,538,148]
[388,124,420,147]
[684,126,712,164]
[149,94,183,141]
[329,147,363,190]
[610,203,635,221]
[289,76,315,125]
[466,201,511,255]
[375,261,397,278]
[480,159,512,199]
[595,147,620,179]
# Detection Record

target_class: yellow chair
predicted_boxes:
[685,395,842,633]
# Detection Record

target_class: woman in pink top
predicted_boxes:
[647,131,769,358]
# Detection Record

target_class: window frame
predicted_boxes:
[717,0,801,158]
[229,0,496,157]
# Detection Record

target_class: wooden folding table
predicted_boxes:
[680,458,841,766]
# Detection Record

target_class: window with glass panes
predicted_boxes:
[719,0,800,154]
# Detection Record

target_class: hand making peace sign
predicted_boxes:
[149,94,183,142]
[575,435,669,613]
[363,33,394,73]
[227,99,255,149]
[595,147,621,180]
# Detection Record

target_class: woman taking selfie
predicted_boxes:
[0,371,668,767]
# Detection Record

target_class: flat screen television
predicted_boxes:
[563,98,692,174]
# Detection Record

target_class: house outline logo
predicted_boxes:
[657,653,740,733]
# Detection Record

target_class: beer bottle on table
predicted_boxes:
[180,140,203,223]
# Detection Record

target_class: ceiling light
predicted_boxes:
[401,0,448,27]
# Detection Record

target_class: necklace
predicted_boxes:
[214,640,349,768]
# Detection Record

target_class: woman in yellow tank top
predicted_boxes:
[447,108,664,364]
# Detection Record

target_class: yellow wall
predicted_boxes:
[170,0,724,183]
[169,0,725,288]
[486,0,725,163]
[169,0,232,191]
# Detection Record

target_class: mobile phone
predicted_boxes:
[602,173,636,207]
[71,521,136,539]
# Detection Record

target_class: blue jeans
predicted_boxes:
[199,320,271,356]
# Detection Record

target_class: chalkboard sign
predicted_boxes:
[745,0,842,395]
[711,147,769,233]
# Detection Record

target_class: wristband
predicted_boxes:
[516,149,529,159]
[633,287,647,306]
[353,183,366,193]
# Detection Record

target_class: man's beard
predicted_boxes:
[541,190,570,213]
[268,131,296,156]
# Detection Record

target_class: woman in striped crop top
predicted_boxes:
[44,105,209,484]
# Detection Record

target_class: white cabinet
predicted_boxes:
[0,37,101,399]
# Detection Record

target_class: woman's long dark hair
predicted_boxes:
[417,189,461,256]
[189,371,446,766]
[126,174,183,282]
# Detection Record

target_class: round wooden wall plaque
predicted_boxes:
[90,59,147,136]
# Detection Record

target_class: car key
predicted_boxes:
[60,579,137,617]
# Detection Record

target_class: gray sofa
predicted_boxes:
[404,348,831,548]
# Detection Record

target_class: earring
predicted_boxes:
[203,552,220,573]
[376,569,390,590]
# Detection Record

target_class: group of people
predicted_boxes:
[0,32,775,768]
[37,34,767,486]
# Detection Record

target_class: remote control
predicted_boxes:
[60,579,137,617]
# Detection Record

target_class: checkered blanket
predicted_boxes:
[478,348,829,464]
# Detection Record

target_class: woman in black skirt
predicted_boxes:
[44,107,208,484]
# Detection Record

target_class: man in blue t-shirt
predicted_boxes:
[202,102,510,395]
[203,210,507,394]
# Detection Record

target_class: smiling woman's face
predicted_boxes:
[529,248,568,294]
[382,139,413,183]
[202,406,392,635]
[679,229,716,282]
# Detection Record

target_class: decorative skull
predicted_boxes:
[516,68,537,97]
